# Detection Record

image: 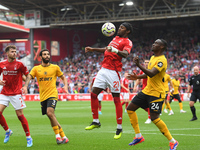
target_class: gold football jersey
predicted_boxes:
[30,64,63,102]
[142,55,167,98]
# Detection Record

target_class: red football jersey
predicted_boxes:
[102,36,132,72]
[139,70,147,90]
[121,77,129,93]
[0,59,29,95]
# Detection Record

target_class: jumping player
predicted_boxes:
[85,22,133,140]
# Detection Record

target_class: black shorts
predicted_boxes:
[165,93,168,99]
[131,92,164,114]
[170,94,181,102]
[41,97,57,115]
[190,92,200,103]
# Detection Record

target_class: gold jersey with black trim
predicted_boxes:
[171,78,180,95]
[30,64,63,102]
[164,73,171,92]
[142,55,167,98]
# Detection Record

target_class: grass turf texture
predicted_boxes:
[0,101,199,150]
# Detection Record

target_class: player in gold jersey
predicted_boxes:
[22,49,69,145]
[169,75,186,113]
[126,39,178,150]
[162,73,174,115]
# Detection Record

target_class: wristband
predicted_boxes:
[111,46,119,53]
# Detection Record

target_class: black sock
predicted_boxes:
[190,106,197,118]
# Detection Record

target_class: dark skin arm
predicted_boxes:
[134,56,159,78]
[116,50,129,58]
[127,72,147,80]
[85,46,129,58]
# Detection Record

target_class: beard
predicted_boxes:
[42,57,50,64]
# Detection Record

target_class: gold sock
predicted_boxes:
[59,128,66,138]
[52,126,59,135]
[179,102,183,110]
[127,110,140,134]
[153,118,172,140]
[166,102,172,111]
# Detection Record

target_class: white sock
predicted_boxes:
[26,136,31,139]
[62,136,67,139]
[169,138,176,143]
[56,134,61,138]
[93,119,99,123]
[117,124,122,129]
[6,129,10,132]
[136,133,142,138]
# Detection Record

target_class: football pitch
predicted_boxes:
[0,101,199,150]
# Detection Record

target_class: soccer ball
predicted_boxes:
[101,22,116,37]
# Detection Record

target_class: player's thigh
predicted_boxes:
[93,68,108,90]
[98,93,103,101]
[0,94,10,109]
[10,95,26,110]
[46,98,57,112]
[174,94,181,102]
[130,92,148,110]
[149,96,164,114]
[41,100,48,115]
[104,69,121,93]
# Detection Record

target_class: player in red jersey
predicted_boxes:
[0,45,33,147]
[85,22,133,140]
[121,72,130,112]
[133,60,151,124]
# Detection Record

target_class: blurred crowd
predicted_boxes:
[24,26,200,94]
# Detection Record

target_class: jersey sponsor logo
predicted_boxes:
[14,65,17,70]
[44,71,47,75]
[196,81,199,85]
[157,62,163,67]
[3,70,17,75]
[39,77,52,81]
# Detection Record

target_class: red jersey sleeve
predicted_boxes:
[123,39,132,54]
[20,62,29,75]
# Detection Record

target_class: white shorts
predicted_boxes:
[0,94,26,110]
[93,67,121,93]
[98,93,104,101]
[121,92,130,100]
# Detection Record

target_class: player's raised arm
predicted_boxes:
[85,46,106,53]
[22,74,33,94]
[133,56,159,78]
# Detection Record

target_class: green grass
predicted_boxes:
[0,101,199,150]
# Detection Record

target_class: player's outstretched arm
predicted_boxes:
[85,46,106,53]
[21,74,32,94]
